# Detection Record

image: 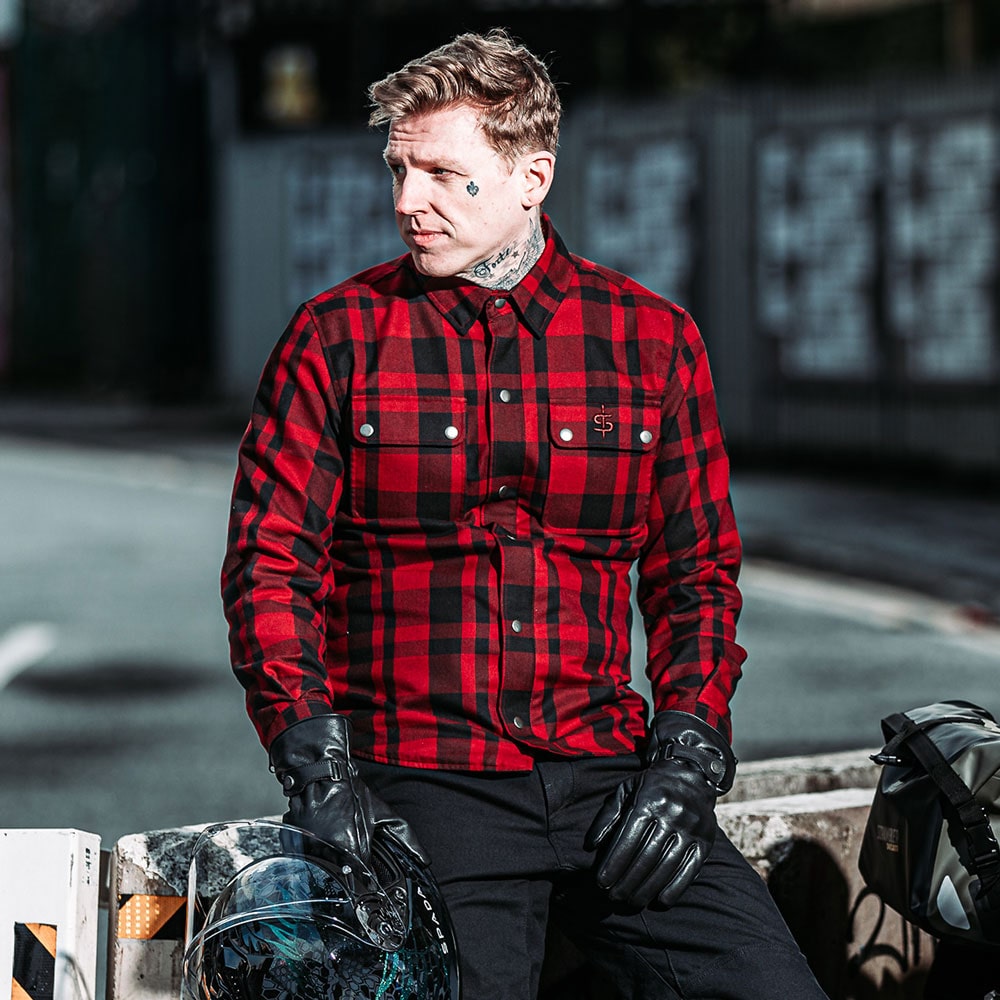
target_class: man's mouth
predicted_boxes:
[409,229,443,248]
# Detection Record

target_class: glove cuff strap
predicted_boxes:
[649,742,733,793]
[648,711,737,794]
[274,758,347,796]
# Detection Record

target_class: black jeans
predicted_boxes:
[358,754,829,1000]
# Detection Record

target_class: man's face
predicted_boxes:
[384,104,535,280]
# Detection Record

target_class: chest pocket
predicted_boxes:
[347,394,468,525]
[544,393,661,537]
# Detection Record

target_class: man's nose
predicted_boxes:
[394,172,428,215]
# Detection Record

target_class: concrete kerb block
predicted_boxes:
[728,747,881,803]
[105,754,928,1000]
[718,786,934,996]
[107,827,200,1000]
[106,816,289,1000]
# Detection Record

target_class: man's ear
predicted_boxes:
[520,151,555,208]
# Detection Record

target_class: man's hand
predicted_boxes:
[268,714,428,867]
[585,711,736,909]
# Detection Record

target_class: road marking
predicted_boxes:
[0,437,234,498]
[742,559,1000,658]
[0,623,58,688]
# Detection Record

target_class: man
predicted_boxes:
[222,28,828,999]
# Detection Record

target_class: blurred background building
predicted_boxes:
[1,0,999,477]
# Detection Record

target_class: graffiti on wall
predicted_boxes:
[756,126,881,380]
[284,145,401,309]
[580,135,699,308]
[756,115,999,384]
[886,117,999,383]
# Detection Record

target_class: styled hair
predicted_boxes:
[368,28,561,162]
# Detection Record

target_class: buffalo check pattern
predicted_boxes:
[222,218,746,770]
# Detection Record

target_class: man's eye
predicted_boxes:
[431,168,453,177]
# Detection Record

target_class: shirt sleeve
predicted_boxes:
[220,303,344,750]
[636,309,746,743]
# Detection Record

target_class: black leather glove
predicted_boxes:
[268,714,429,867]
[585,711,737,909]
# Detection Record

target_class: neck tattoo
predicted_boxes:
[464,216,544,290]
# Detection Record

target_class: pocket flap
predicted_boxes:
[352,396,466,448]
[549,401,659,452]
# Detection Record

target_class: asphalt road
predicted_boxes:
[1,432,998,849]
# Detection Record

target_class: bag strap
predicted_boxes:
[880,712,1000,934]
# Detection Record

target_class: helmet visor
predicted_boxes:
[180,820,412,1000]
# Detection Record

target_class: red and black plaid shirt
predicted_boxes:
[222,218,746,771]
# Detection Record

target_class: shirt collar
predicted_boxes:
[409,215,574,339]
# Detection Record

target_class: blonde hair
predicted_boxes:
[368,28,561,162]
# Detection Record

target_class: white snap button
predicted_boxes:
[511,619,522,633]
[499,389,512,403]
[359,423,375,438]
[559,427,573,442]
[444,425,459,440]
[639,430,653,444]
[494,298,507,309]
[498,485,511,498]
[513,716,525,729]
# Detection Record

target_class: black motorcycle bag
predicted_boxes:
[859,700,1000,946]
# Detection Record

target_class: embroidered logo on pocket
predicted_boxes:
[593,404,615,438]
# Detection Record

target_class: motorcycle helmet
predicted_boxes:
[180,819,459,1000]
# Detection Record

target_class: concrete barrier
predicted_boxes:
[719,787,931,999]
[728,747,882,803]
[106,750,933,1000]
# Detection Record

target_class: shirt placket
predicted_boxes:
[483,295,536,744]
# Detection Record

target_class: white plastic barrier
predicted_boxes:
[1,829,102,1000]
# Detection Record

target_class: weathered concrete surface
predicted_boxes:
[107,819,291,1000]
[718,786,932,999]
[729,748,880,803]
[108,829,198,1000]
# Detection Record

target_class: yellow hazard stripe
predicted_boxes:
[11,922,57,1000]
[116,895,186,940]
[22,927,56,960]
